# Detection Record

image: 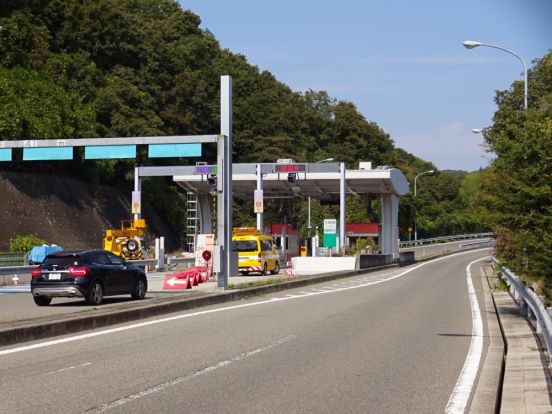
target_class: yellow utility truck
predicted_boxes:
[232,227,280,275]
[103,219,146,260]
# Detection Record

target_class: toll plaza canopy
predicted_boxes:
[137,162,409,257]
[169,163,408,199]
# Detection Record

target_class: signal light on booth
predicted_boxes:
[207,174,217,186]
[287,173,297,184]
[202,250,212,262]
[275,164,306,172]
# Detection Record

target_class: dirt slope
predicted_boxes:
[0,171,177,252]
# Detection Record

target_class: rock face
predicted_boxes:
[0,171,177,252]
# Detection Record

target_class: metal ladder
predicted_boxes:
[186,191,199,252]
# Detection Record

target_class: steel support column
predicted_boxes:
[256,164,263,231]
[339,162,346,252]
[381,193,400,259]
[133,166,141,221]
[218,75,233,289]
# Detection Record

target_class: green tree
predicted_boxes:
[478,52,552,287]
[0,66,95,140]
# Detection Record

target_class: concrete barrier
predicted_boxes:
[398,251,415,266]
[291,257,357,275]
[357,254,393,269]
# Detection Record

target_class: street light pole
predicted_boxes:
[413,170,434,241]
[463,40,528,110]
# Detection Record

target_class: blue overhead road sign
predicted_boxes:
[85,145,136,159]
[23,147,73,161]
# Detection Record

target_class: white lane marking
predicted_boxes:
[82,336,295,413]
[444,257,486,414]
[47,362,92,375]
[0,249,490,357]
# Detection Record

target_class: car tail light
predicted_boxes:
[31,269,42,278]
[258,253,262,263]
[68,266,90,277]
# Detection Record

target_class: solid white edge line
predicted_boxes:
[444,257,487,414]
[0,249,490,357]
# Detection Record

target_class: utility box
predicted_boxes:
[213,245,222,273]
[212,245,239,276]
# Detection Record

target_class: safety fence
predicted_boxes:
[492,257,552,366]
[0,252,28,267]
[399,232,495,248]
[400,238,494,261]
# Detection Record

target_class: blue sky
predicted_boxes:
[179,0,551,172]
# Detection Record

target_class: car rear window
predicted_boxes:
[42,256,86,267]
[234,240,258,252]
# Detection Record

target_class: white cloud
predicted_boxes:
[392,122,493,171]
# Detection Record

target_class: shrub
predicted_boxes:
[9,235,46,253]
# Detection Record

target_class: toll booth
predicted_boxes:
[345,223,380,251]
[269,224,300,259]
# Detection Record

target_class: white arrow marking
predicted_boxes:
[166,277,188,287]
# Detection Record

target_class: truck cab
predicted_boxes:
[232,227,280,275]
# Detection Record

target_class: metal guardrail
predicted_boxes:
[492,256,552,366]
[0,265,35,276]
[400,232,495,248]
[166,257,195,266]
[0,256,196,278]
[129,257,195,268]
[459,239,494,249]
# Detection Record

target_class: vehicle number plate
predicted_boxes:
[48,273,62,280]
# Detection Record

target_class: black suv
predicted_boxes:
[31,249,147,306]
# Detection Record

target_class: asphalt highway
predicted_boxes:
[0,250,490,413]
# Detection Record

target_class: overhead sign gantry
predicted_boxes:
[1,76,235,290]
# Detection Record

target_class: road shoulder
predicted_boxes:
[470,264,552,413]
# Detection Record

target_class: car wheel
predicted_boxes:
[261,262,268,276]
[86,281,104,305]
[131,277,147,300]
[270,261,280,275]
[33,296,52,306]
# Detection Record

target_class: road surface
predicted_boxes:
[0,250,490,413]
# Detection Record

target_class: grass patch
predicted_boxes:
[228,277,284,290]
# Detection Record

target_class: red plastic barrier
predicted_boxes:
[163,266,211,290]
[163,272,190,290]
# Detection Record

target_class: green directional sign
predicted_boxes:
[323,218,337,248]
